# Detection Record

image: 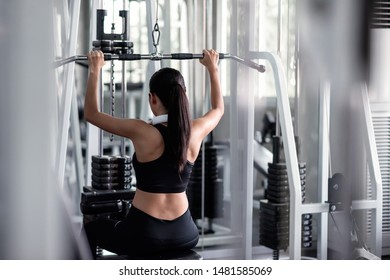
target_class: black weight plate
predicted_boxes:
[302,241,312,248]
[302,219,312,226]
[260,199,289,212]
[267,181,289,188]
[268,173,307,182]
[302,230,312,236]
[92,175,132,184]
[260,215,289,226]
[259,208,289,219]
[267,179,306,187]
[260,223,289,234]
[260,209,289,220]
[266,189,289,198]
[260,228,289,238]
[267,178,289,186]
[259,211,289,222]
[92,181,131,190]
[266,195,289,204]
[92,155,132,164]
[259,210,290,224]
[92,40,112,47]
[111,155,131,164]
[112,41,134,48]
[91,162,132,170]
[268,163,286,170]
[260,216,289,228]
[92,155,112,163]
[92,168,131,177]
[267,183,290,192]
[267,174,289,181]
[266,184,305,193]
[268,167,307,176]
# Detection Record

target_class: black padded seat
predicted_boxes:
[98,249,202,260]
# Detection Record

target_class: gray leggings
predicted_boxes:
[84,206,199,258]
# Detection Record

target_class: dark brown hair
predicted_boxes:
[149,68,191,171]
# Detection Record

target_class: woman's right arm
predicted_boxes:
[193,49,224,141]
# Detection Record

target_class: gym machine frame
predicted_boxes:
[55,5,382,259]
[53,9,265,72]
[56,7,266,229]
[246,51,382,259]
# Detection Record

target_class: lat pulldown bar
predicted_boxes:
[53,52,266,73]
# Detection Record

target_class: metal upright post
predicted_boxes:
[56,0,81,190]
[229,0,242,255]
[86,0,103,186]
[317,80,331,259]
[71,85,86,193]
[241,0,256,260]
[358,83,383,257]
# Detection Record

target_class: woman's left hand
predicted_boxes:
[87,50,105,74]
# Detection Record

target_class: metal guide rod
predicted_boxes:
[121,0,127,157]
[53,53,266,73]
[121,60,126,157]
[99,70,104,156]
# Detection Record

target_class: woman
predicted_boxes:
[84,49,223,257]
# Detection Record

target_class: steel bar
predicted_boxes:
[53,53,266,72]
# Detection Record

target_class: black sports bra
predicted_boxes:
[132,124,193,193]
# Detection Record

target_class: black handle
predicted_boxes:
[171,53,227,60]
[118,54,142,60]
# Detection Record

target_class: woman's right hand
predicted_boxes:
[199,49,219,72]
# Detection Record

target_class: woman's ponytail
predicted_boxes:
[149,68,191,172]
[168,84,191,172]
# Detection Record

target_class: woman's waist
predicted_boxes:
[132,189,189,220]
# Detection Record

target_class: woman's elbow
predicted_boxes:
[84,108,96,124]
[219,106,225,118]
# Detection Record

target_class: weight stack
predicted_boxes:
[186,142,224,220]
[259,162,307,251]
[91,155,132,190]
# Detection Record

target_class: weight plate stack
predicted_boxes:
[90,155,132,190]
[259,199,289,250]
[187,143,224,220]
[92,40,134,54]
[260,162,308,251]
